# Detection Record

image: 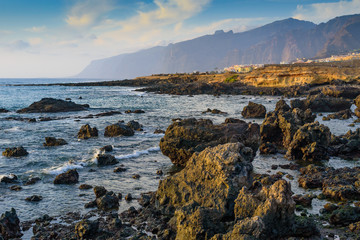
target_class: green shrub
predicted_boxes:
[224,74,239,83]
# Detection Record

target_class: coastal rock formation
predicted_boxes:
[0,174,18,184]
[160,118,260,166]
[241,102,266,118]
[319,86,360,99]
[43,137,67,147]
[0,208,22,239]
[330,129,360,159]
[355,95,360,108]
[96,154,118,166]
[323,109,353,120]
[104,122,134,137]
[2,146,28,157]
[100,145,113,152]
[127,120,143,131]
[286,122,331,162]
[290,94,352,112]
[75,219,99,239]
[77,124,98,139]
[89,186,119,211]
[17,98,89,113]
[202,108,227,115]
[53,169,79,184]
[0,108,9,113]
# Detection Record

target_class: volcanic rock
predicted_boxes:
[43,137,67,147]
[241,101,266,118]
[0,208,22,239]
[96,154,118,166]
[2,147,28,157]
[75,220,99,239]
[77,124,98,139]
[104,122,134,137]
[53,169,79,184]
[17,98,89,113]
[127,120,143,131]
[290,94,352,112]
[100,145,113,152]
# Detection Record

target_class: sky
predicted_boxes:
[0,0,359,78]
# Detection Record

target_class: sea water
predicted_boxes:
[0,78,359,221]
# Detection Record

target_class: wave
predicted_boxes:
[45,161,88,175]
[116,146,160,160]
[4,126,22,132]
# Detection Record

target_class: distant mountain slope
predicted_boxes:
[77,14,360,79]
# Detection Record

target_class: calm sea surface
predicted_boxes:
[0,78,358,222]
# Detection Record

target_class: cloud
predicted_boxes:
[293,0,360,23]
[25,26,47,33]
[65,0,115,27]
[9,40,30,50]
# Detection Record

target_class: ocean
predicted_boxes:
[0,78,358,223]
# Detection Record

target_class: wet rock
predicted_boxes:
[96,192,119,211]
[113,167,126,173]
[275,99,291,112]
[25,195,43,202]
[154,129,165,134]
[0,174,18,184]
[290,94,352,112]
[241,101,266,118]
[17,98,89,113]
[94,111,121,117]
[125,193,133,201]
[330,128,360,159]
[329,205,360,226]
[9,185,22,191]
[0,109,9,113]
[202,108,227,114]
[127,120,143,131]
[286,122,331,162]
[77,124,98,139]
[156,170,163,175]
[24,177,41,185]
[96,154,118,166]
[84,201,97,209]
[259,142,277,154]
[93,186,107,198]
[75,219,99,239]
[0,208,22,239]
[132,174,140,179]
[355,95,360,108]
[125,109,145,114]
[292,194,314,208]
[100,145,113,152]
[2,146,28,157]
[160,118,260,166]
[104,122,134,137]
[43,137,67,147]
[325,109,353,120]
[53,169,79,184]
[79,184,92,190]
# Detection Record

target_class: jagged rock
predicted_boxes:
[53,169,79,184]
[0,109,9,113]
[292,194,314,208]
[329,205,360,226]
[79,184,92,190]
[93,186,107,198]
[125,109,145,114]
[320,86,360,99]
[77,124,98,139]
[24,177,40,185]
[286,122,331,162]
[202,108,227,114]
[330,128,360,159]
[323,109,353,120]
[25,195,43,202]
[241,102,266,118]
[127,120,143,131]
[100,145,113,152]
[43,137,67,147]
[0,208,22,239]
[160,118,260,166]
[275,99,291,112]
[75,220,99,239]
[2,147,28,157]
[290,94,352,112]
[355,95,360,108]
[96,154,118,166]
[0,174,18,184]
[96,192,119,211]
[156,143,254,217]
[17,98,89,113]
[154,129,165,134]
[259,142,277,155]
[104,122,134,137]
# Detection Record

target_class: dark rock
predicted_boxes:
[132,174,140,179]
[202,108,227,114]
[96,154,118,166]
[93,186,107,198]
[241,101,266,118]
[154,129,165,134]
[127,120,143,131]
[0,174,18,184]
[330,128,360,158]
[292,216,320,238]
[9,185,22,191]
[17,98,89,113]
[94,111,121,117]
[117,193,122,200]
[43,137,67,147]
[0,109,9,113]
[125,109,145,114]
[75,220,99,239]
[156,170,163,175]
[104,122,134,137]
[79,184,92,190]
[24,177,40,185]
[77,124,98,139]
[100,145,113,152]
[259,142,277,154]
[160,118,260,166]
[293,194,314,208]
[84,201,97,209]
[125,194,133,201]
[53,169,79,184]
[325,109,353,120]
[96,192,119,211]
[0,208,22,239]
[355,95,360,108]
[329,205,360,226]
[2,146,28,157]
[25,195,43,202]
[113,167,126,173]
[275,99,291,112]
[290,94,352,112]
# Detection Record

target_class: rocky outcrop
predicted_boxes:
[323,109,353,120]
[53,169,79,184]
[88,186,119,211]
[0,208,22,239]
[159,118,260,166]
[96,154,118,166]
[355,95,360,108]
[77,124,98,139]
[75,219,99,239]
[43,137,67,147]
[0,174,18,184]
[127,120,143,131]
[2,147,28,157]
[104,122,134,137]
[100,145,113,152]
[241,102,266,118]
[330,129,360,159]
[17,98,89,113]
[0,108,9,113]
[202,108,227,115]
[286,122,331,162]
[290,94,352,112]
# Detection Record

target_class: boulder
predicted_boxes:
[241,102,266,118]
[324,109,353,120]
[25,195,43,202]
[104,122,134,137]
[259,142,277,155]
[43,137,67,147]
[75,220,99,239]
[127,120,143,131]
[77,124,98,139]
[355,108,360,118]
[286,122,331,162]
[329,128,360,159]
[79,184,92,190]
[355,95,360,108]
[94,186,107,198]
[53,169,79,184]
[2,147,28,157]
[17,98,89,113]
[0,109,9,113]
[96,154,118,166]
[202,108,227,114]
[275,99,291,112]
[100,145,113,152]
[159,118,260,166]
[329,205,360,226]
[0,174,18,184]
[290,94,352,112]
[0,208,22,239]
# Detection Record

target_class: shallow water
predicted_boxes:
[0,79,359,221]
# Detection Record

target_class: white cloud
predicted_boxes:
[25,26,47,33]
[293,0,360,23]
[9,40,30,50]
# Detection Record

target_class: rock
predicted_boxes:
[100,145,113,152]
[0,208,22,239]
[25,195,43,202]
[0,174,18,184]
[0,109,9,113]
[156,170,163,175]
[17,98,89,113]
[79,184,92,190]
[43,137,67,147]
[241,102,266,118]
[160,118,260,166]
[96,154,118,166]
[96,192,119,211]
[104,122,134,137]
[9,185,22,191]
[113,167,126,173]
[125,193,133,201]
[320,86,360,99]
[349,221,360,232]
[132,174,140,179]
[53,169,79,184]
[202,108,227,114]
[325,109,353,120]
[93,111,121,117]
[275,99,291,112]
[93,186,107,198]
[290,94,352,112]
[154,129,165,134]
[77,124,98,139]
[259,142,277,154]
[330,128,360,158]
[355,108,360,118]
[286,122,331,162]
[125,109,145,114]
[75,220,99,239]
[355,95,360,108]
[24,177,40,185]
[329,205,360,226]
[156,143,254,218]
[84,201,97,209]
[2,147,28,157]
[127,120,143,131]
[292,194,314,208]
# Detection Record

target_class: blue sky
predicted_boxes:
[0,0,359,78]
